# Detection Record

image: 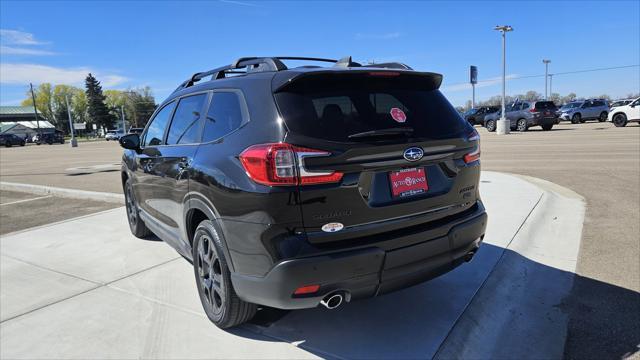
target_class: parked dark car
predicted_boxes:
[128,127,144,135]
[35,132,65,145]
[0,134,26,147]
[484,100,558,131]
[119,56,487,328]
[463,106,499,125]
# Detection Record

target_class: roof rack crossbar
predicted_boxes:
[175,55,373,93]
[274,56,338,63]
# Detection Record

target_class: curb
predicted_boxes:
[0,182,124,204]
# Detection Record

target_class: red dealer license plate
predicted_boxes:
[389,168,429,198]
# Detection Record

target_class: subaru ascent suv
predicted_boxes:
[119,56,487,328]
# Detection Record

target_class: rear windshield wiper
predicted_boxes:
[348,127,414,139]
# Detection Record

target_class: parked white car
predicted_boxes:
[105,130,125,141]
[608,97,640,127]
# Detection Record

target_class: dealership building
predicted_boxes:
[0,106,55,139]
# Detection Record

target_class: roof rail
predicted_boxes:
[173,56,415,93]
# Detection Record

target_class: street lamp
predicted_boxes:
[543,59,551,99]
[494,25,513,135]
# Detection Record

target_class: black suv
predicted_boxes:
[35,132,64,145]
[119,56,487,328]
[463,106,499,125]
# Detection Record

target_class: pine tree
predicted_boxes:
[85,73,115,130]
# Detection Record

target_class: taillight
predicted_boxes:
[529,108,538,113]
[464,129,480,164]
[239,143,343,186]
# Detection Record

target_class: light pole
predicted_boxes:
[549,74,553,97]
[494,25,513,135]
[543,59,551,99]
[65,95,78,147]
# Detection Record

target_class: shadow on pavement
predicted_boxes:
[240,244,639,359]
[563,274,640,359]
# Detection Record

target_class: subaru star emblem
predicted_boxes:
[403,147,424,162]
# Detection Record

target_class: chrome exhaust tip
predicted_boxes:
[320,293,343,310]
[464,249,477,262]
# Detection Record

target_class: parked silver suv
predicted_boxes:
[558,99,609,124]
[484,100,558,132]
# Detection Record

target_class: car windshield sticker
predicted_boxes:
[390,107,407,123]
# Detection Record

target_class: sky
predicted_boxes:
[1,0,639,107]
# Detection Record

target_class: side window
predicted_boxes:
[521,103,530,110]
[202,92,247,142]
[166,93,207,145]
[142,102,175,147]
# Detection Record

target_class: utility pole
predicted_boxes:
[549,74,553,97]
[29,83,41,138]
[65,95,78,147]
[121,106,126,133]
[494,25,513,135]
[543,59,551,100]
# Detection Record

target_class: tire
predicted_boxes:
[542,124,553,131]
[598,112,607,122]
[571,113,582,124]
[613,113,627,127]
[516,118,528,132]
[485,119,496,132]
[192,219,257,328]
[124,178,151,238]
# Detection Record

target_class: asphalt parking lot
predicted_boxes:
[1,121,639,358]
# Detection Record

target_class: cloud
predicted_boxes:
[441,74,519,92]
[355,32,402,40]
[0,29,48,45]
[0,63,128,87]
[0,46,56,56]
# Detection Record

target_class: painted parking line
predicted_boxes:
[0,195,52,206]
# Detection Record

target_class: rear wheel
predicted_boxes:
[599,112,607,122]
[485,119,496,132]
[193,220,256,328]
[516,119,528,132]
[571,113,582,124]
[613,113,627,127]
[542,124,553,131]
[124,178,151,238]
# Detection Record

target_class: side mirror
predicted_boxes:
[119,134,140,151]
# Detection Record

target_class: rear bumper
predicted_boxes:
[231,206,487,310]
[533,117,557,126]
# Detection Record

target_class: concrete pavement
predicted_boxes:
[0,172,588,359]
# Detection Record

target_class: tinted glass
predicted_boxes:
[521,103,530,110]
[202,92,245,142]
[166,94,207,145]
[143,102,175,147]
[535,101,557,110]
[275,87,468,142]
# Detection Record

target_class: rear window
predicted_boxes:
[535,101,557,110]
[275,84,467,142]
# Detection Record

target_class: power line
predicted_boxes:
[447,64,640,87]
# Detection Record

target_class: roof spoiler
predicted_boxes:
[273,70,443,93]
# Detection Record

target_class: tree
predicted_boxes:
[85,73,115,130]
[21,83,55,122]
[52,85,82,133]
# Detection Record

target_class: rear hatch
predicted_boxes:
[273,70,480,246]
[533,101,558,117]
